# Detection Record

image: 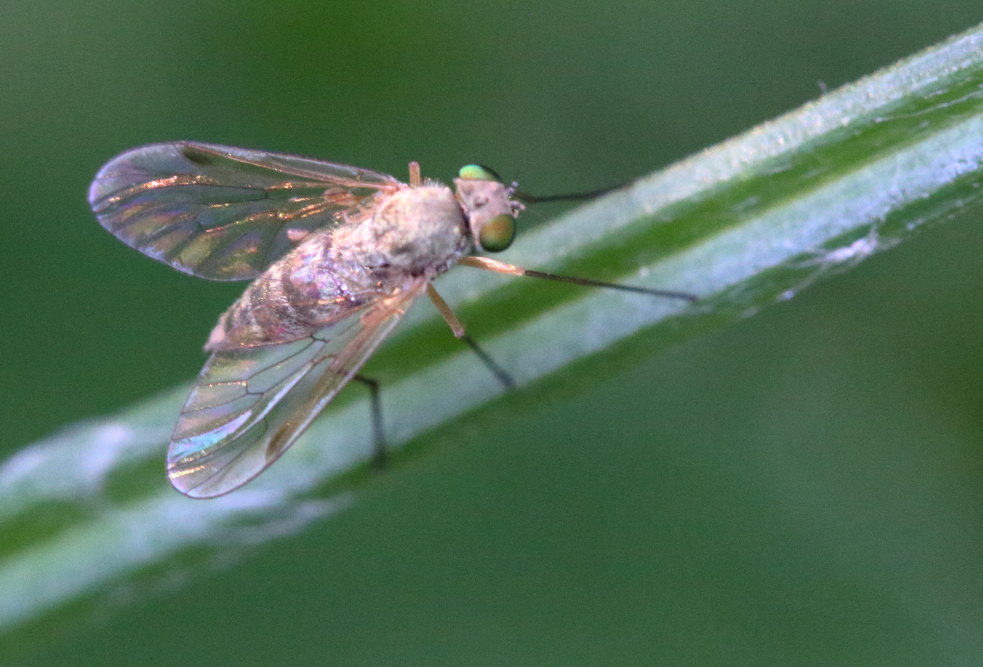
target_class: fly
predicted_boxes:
[89,142,695,498]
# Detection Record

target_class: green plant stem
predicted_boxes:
[3,22,983,640]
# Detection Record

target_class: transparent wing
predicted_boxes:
[167,279,427,498]
[88,142,402,280]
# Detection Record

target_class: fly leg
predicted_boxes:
[458,256,698,302]
[426,284,515,390]
[353,374,387,468]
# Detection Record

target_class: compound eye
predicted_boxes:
[458,164,503,182]
[478,214,515,252]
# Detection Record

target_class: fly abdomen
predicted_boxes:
[205,229,377,350]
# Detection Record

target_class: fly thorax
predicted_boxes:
[352,185,470,276]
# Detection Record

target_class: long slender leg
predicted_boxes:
[458,256,698,302]
[426,284,515,389]
[459,336,515,390]
[353,374,386,468]
[426,283,465,337]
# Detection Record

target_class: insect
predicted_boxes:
[89,142,695,498]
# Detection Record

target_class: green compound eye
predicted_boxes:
[458,164,503,182]
[478,214,515,252]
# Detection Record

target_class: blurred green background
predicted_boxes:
[4,1,983,664]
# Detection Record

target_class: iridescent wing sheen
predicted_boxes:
[167,279,428,498]
[88,142,402,280]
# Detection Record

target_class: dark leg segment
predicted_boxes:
[353,374,386,468]
[461,334,515,390]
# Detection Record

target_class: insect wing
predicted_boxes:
[88,142,401,280]
[167,280,427,498]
